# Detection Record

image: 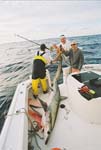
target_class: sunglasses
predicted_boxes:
[71,43,77,46]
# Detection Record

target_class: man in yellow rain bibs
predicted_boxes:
[32,44,52,99]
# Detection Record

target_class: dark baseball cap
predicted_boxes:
[40,44,47,51]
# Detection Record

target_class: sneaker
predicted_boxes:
[43,90,48,94]
[33,95,38,99]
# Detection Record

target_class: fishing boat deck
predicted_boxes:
[28,82,101,150]
[0,64,101,150]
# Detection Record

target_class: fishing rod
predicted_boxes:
[15,34,69,65]
[15,34,50,50]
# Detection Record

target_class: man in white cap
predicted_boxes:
[51,35,71,62]
[52,35,70,53]
[59,35,71,51]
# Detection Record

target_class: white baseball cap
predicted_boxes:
[60,35,66,39]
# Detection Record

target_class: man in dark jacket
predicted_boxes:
[63,41,84,73]
[32,44,51,98]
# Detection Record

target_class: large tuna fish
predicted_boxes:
[38,61,67,144]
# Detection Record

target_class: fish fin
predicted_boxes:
[29,104,42,109]
[60,96,68,101]
[45,135,50,145]
[29,105,42,116]
[37,96,48,112]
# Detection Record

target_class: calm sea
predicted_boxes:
[0,34,101,132]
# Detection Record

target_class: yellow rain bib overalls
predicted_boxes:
[32,51,48,96]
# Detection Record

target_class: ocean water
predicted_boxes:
[0,34,101,132]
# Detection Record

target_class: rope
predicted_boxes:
[6,108,42,150]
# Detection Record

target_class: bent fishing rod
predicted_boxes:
[15,34,70,66]
[15,34,50,50]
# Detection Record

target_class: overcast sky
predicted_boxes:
[0,1,101,44]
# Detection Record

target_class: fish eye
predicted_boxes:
[60,104,65,108]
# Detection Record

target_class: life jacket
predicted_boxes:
[34,51,47,64]
[32,51,47,79]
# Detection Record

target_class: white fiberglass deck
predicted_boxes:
[0,64,101,150]
[32,82,101,150]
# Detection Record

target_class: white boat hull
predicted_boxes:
[0,64,101,150]
[0,80,31,150]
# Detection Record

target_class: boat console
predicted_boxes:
[72,71,100,83]
[67,70,101,124]
[72,71,101,100]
